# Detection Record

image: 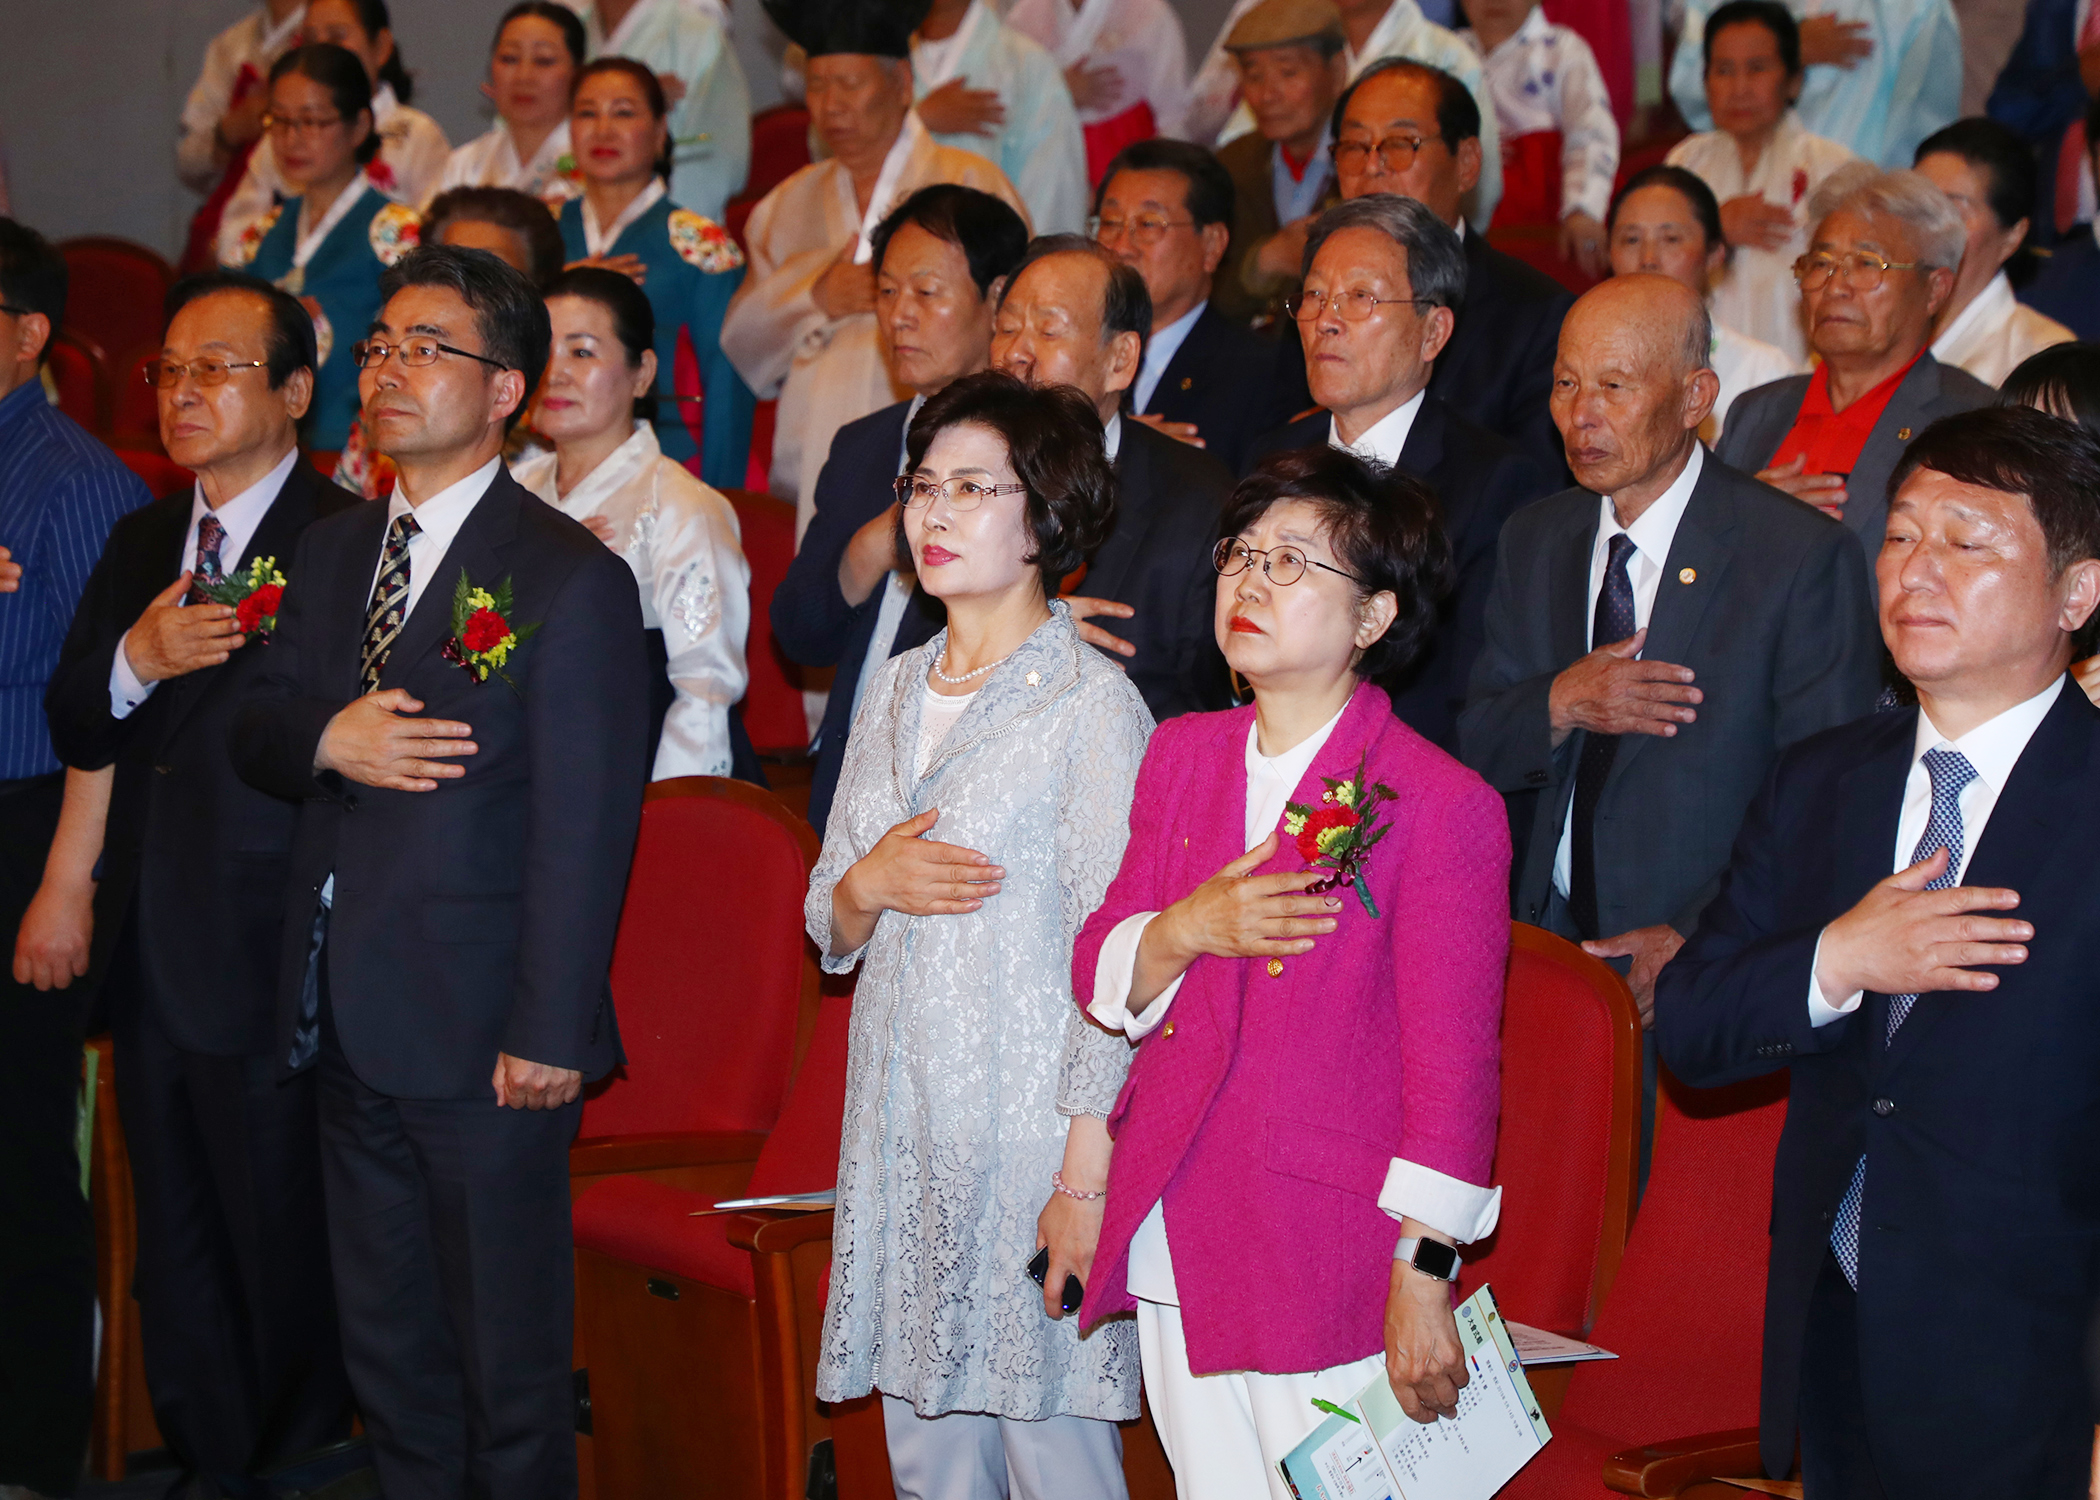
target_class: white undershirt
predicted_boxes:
[1326,388,1425,468]
[915,681,978,777]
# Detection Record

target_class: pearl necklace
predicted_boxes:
[931,649,1007,685]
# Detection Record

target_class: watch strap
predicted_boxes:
[1395,1235,1461,1281]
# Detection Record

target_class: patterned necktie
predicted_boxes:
[1829,746,1979,1289]
[359,512,421,695]
[1568,533,1638,941]
[188,513,228,605]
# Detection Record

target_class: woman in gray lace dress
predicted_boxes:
[805,372,1153,1497]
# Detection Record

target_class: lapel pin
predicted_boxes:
[1678,567,1696,584]
[1026,671,1040,687]
[1896,427,1912,440]
[1180,376,1192,390]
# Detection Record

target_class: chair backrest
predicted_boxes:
[725,103,813,247]
[746,985,854,1197]
[58,238,173,390]
[114,450,195,498]
[1458,924,1642,1336]
[722,487,810,754]
[109,350,165,455]
[47,332,107,434]
[1557,1068,1789,1438]
[579,776,821,1140]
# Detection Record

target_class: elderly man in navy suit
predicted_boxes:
[1660,405,2100,1499]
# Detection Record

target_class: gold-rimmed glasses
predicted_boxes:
[1333,132,1443,174]
[1792,250,1927,293]
[142,358,271,388]
[892,475,1030,510]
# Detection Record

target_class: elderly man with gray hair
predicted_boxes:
[1247,193,1550,749]
[1462,273,1880,1177]
[1718,164,1995,551]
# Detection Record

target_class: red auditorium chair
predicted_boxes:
[1500,1070,1790,1498]
[725,103,813,248]
[567,776,821,1205]
[114,450,194,498]
[58,238,174,412]
[48,331,109,435]
[1459,924,1642,1349]
[723,488,814,758]
[109,350,166,455]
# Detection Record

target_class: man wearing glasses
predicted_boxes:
[1718,165,1994,551]
[1091,138,1305,475]
[231,244,648,1500]
[42,270,359,1496]
[1246,194,1549,750]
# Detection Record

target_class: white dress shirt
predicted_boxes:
[1807,675,2065,1024]
[110,447,301,718]
[1326,388,1425,468]
[1089,704,1501,1303]
[374,456,503,617]
[1930,271,2076,390]
[1552,443,1704,898]
[1133,301,1206,414]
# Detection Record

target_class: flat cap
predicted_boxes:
[1225,0,1345,52]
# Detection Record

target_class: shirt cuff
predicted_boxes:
[109,631,154,720]
[1087,911,1183,1041]
[1377,1158,1502,1245]
[1806,928,1863,1027]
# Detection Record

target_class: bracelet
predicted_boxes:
[1051,1170,1104,1201]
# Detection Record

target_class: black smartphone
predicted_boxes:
[1025,1248,1083,1314]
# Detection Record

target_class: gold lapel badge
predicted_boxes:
[1678,567,1697,584]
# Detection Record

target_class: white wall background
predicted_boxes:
[0,0,1240,258]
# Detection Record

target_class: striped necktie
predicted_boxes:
[359,513,421,694]
[187,513,227,605]
[1829,746,1978,1290]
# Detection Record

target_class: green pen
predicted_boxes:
[1310,1398,1360,1424]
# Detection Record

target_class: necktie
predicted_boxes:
[1568,533,1638,941]
[188,513,227,605]
[359,513,421,695]
[1829,746,1978,1289]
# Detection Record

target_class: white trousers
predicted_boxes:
[881,1393,1129,1500]
[1136,1301,1386,1500]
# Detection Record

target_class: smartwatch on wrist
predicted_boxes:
[1395,1236,1461,1283]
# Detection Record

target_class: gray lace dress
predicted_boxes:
[807,603,1153,1421]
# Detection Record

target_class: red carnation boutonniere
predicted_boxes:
[1792,168,1809,207]
[440,568,541,690]
[1281,754,1398,917]
[195,555,288,643]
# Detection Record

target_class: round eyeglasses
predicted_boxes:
[1213,538,1365,587]
[892,475,1030,510]
[1791,251,1926,293]
[142,358,270,388]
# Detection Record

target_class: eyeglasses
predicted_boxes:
[1088,214,1196,247]
[142,357,270,389]
[351,338,510,372]
[263,111,346,136]
[0,302,31,318]
[892,475,1029,510]
[1333,133,1443,173]
[1283,287,1438,322]
[1792,250,1926,293]
[1213,538,1364,587]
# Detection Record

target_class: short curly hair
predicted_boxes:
[900,370,1118,598]
[1218,446,1452,679]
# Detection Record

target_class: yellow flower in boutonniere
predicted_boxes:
[1281,754,1399,917]
[441,569,541,690]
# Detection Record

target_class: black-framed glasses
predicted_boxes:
[892,475,1030,510]
[1283,287,1438,322]
[142,357,270,388]
[1088,213,1196,247]
[1214,537,1364,587]
[351,338,509,372]
[1792,250,1926,293]
[0,302,31,318]
[1333,133,1444,173]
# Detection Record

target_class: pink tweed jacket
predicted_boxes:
[1073,684,1509,1376]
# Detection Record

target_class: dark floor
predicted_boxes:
[73,1441,376,1500]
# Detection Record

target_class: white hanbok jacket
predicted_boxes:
[1007,0,1192,138]
[1930,270,2075,389]
[435,120,582,208]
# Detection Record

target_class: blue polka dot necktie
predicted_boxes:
[1569,532,1638,941]
[187,513,227,605]
[359,513,420,695]
[1829,746,1978,1289]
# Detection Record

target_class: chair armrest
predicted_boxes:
[568,1130,768,1176]
[727,1206,836,1253]
[1603,1427,1767,1497]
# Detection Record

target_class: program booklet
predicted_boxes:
[1279,1285,1552,1500]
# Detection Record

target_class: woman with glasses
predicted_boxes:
[1073,445,1509,1496]
[809,370,1151,1498]
[557,56,753,492]
[236,42,421,451]
[1663,0,1855,362]
[436,2,587,209]
[217,0,448,266]
[512,267,753,780]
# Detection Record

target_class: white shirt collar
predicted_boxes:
[370,81,400,124]
[1930,269,2016,366]
[390,454,503,539]
[1104,410,1123,461]
[1328,387,1426,468]
[1598,441,1703,559]
[189,446,300,570]
[1345,0,1425,75]
[1134,300,1207,413]
[1243,699,1351,846]
[543,423,659,520]
[257,3,306,53]
[582,179,666,259]
[1913,675,2066,797]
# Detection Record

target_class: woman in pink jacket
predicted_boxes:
[1066,446,1511,1497]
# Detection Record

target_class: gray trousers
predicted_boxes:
[881,1394,1127,1500]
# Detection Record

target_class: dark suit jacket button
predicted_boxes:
[1872,1097,1895,1116]
[1525,770,1549,786]
[154,764,172,775]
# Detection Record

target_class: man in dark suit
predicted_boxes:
[43,272,357,1495]
[773,184,1027,836]
[1657,406,2100,1498]
[1461,276,1880,1161]
[1334,57,1574,481]
[994,235,1238,719]
[1716,167,1994,553]
[1093,139,1305,475]
[1246,194,1551,750]
[232,246,648,1500]
[2017,99,2100,339]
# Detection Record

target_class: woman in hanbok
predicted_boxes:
[809,371,1149,1499]
[1664,0,1855,362]
[434,2,586,209]
[513,267,752,780]
[1007,0,1193,184]
[558,57,753,492]
[238,42,420,451]
[215,0,447,264]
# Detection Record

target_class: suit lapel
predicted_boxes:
[378,472,521,691]
[1086,423,1155,605]
[1851,359,1938,519]
[1549,495,1597,674]
[328,502,390,700]
[1147,308,1217,416]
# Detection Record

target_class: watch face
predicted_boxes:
[1413,1239,1460,1281]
